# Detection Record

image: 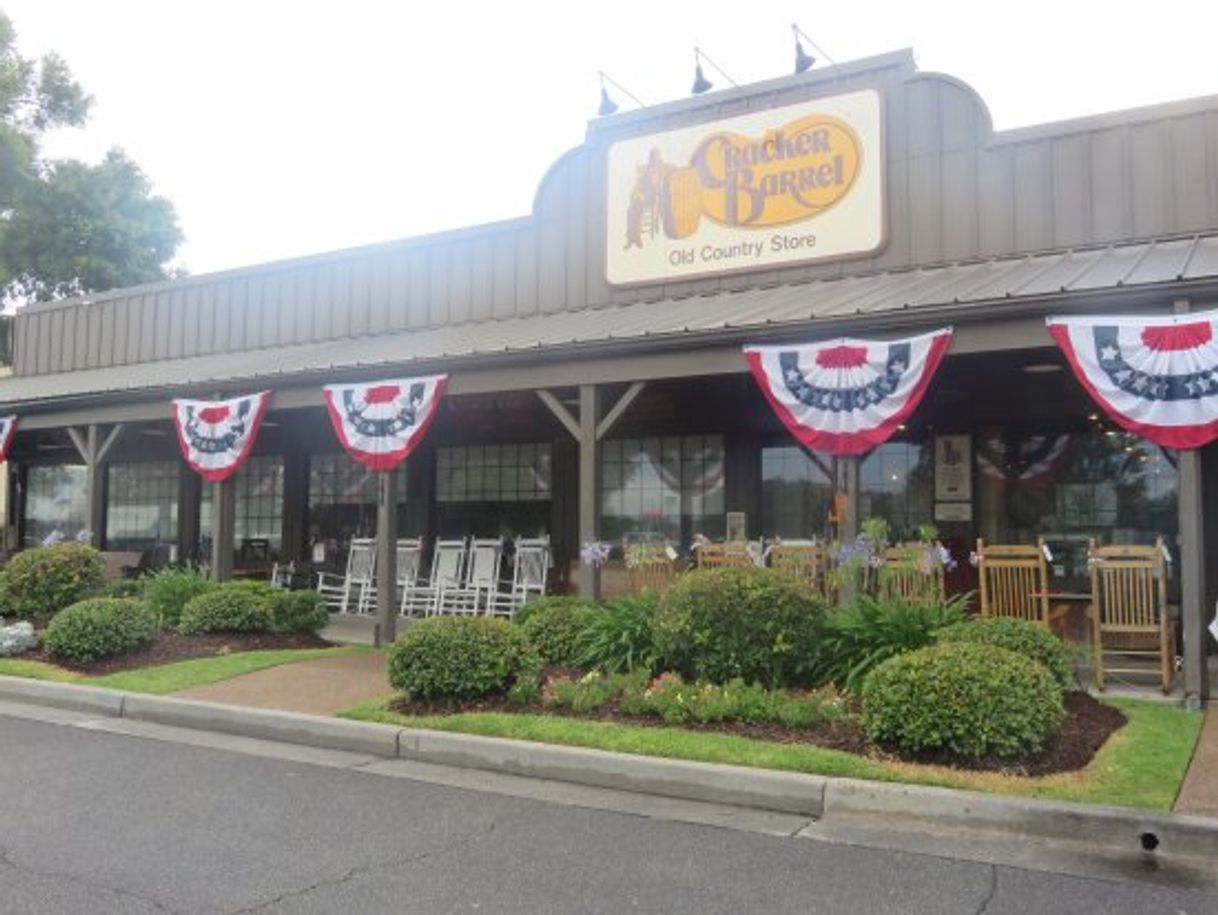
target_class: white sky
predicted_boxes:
[6,0,1218,276]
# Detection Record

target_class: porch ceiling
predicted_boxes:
[2,232,1217,413]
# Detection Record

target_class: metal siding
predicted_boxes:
[1090,128,1130,241]
[1130,122,1169,237]
[564,150,589,312]
[491,233,517,318]
[584,151,610,307]
[447,243,472,325]
[1013,142,1051,251]
[938,81,979,152]
[387,252,411,331]
[537,157,569,314]
[97,303,114,368]
[167,289,186,358]
[369,255,392,334]
[137,297,156,365]
[407,248,430,329]
[1171,115,1213,232]
[307,267,327,342]
[977,145,1014,255]
[1051,135,1089,247]
[514,228,538,316]
[905,79,940,158]
[85,305,102,369]
[152,291,171,360]
[349,259,372,337]
[427,247,449,327]
[907,153,942,265]
[69,307,87,371]
[874,151,910,269]
[259,275,279,347]
[940,148,977,261]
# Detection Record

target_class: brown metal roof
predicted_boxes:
[2,233,1217,410]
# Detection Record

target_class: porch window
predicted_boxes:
[106,461,179,555]
[761,445,834,539]
[601,435,725,547]
[23,464,87,546]
[199,455,285,559]
[435,443,551,538]
[307,452,407,563]
[859,442,934,541]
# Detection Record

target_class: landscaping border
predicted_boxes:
[2,675,1215,863]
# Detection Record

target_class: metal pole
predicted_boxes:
[578,385,601,601]
[376,470,399,646]
[1179,448,1208,706]
[211,478,235,582]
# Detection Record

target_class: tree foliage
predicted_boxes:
[0,10,181,303]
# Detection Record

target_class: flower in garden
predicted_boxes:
[580,540,612,568]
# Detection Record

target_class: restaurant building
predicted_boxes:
[0,50,1214,701]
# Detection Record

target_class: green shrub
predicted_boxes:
[520,597,596,667]
[936,616,1076,689]
[815,595,969,692]
[100,578,144,598]
[542,670,645,713]
[44,598,157,663]
[0,544,105,622]
[861,642,1064,759]
[141,565,214,628]
[577,593,661,674]
[178,582,275,634]
[271,590,330,633]
[514,595,593,626]
[388,616,540,701]
[652,567,826,688]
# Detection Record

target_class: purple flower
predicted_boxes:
[580,540,612,568]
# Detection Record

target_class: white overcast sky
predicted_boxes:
[6,0,1218,276]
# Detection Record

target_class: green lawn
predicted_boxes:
[340,696,1202,812]
[2,646,375,695]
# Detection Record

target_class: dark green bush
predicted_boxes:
[519,597,595,667]
[815,595,969,692]
[141,565,214,628]
[44,598,157,663]
[178,582,275,634]
[577,593,661,674]
[0,544,104,622]
[936,616,1076,689]
[388,616,540,701]
[652,567,826,688]
[861,642,1064,759]
[514,595,594,626]
[100,578,144,598]
[271,589,330,633]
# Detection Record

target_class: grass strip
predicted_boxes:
[339,696,1201,812]
[0,658,82,682]
[81,645,376,695]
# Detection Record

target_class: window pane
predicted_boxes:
[106,461,179,554]
[24,465,87,546]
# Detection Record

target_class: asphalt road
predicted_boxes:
[1,711,1216,914]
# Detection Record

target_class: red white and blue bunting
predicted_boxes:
[322,375,447,471]
[1048,310,1218,450]
[0,415,16,463]
[744,329,952,456]
[171,392,271,483]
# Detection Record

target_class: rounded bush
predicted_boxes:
[388,616,540,701]
[141,565,214,628]
[100,578,144,598]
[271,590,330,633]
[44,598,156,663]
[0,544,105,622]
[178,582,275,635]
[936,616,1075,689]
[861,642,1064,759]
[520,597,596,667]
[652,567,826,688]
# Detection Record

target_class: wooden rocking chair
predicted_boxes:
[976,538,1052,628]
[878,542,946,606]
[1089,538,1176,692]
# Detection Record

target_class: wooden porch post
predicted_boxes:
[211,478,235,581]
[836,455,860,542]
[1179,447,1208,707]
[577,385,601,601]
[376,469,398,646]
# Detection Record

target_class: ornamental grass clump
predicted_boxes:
[652,567,825,688]
[936,616,1076,690]
[44,597,157,663]
[577,593,661,674]
[815,595,969,693]
[389,616,540,702]
[0,543,104,622]
[861,641,1064,759]
[141,565,213,629]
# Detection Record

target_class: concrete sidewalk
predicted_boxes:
[175,651,391,716]
[1176,706,1218,818]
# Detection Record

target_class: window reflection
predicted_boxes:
[307,453,407,568]
[435,443,552,539]
[761,445,832,539]
[106,461,179,556]
[24,464,87,546]
[859,443,934,541]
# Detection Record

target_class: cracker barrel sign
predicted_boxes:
[605,90,884,285]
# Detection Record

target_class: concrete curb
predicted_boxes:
[2,676,1216,860]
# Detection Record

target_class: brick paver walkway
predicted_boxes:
[1175,706,1218,818]
[175,651,391,717]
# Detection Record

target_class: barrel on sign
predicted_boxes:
[661,167,703,239]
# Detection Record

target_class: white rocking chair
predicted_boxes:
[405,538,467,617]
[395,539,425,616]
[316,538,376,615]
[439,538,504,615]
[492,536,550,618]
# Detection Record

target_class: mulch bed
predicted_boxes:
[25,631,334,676]
[388,684,1125,777]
